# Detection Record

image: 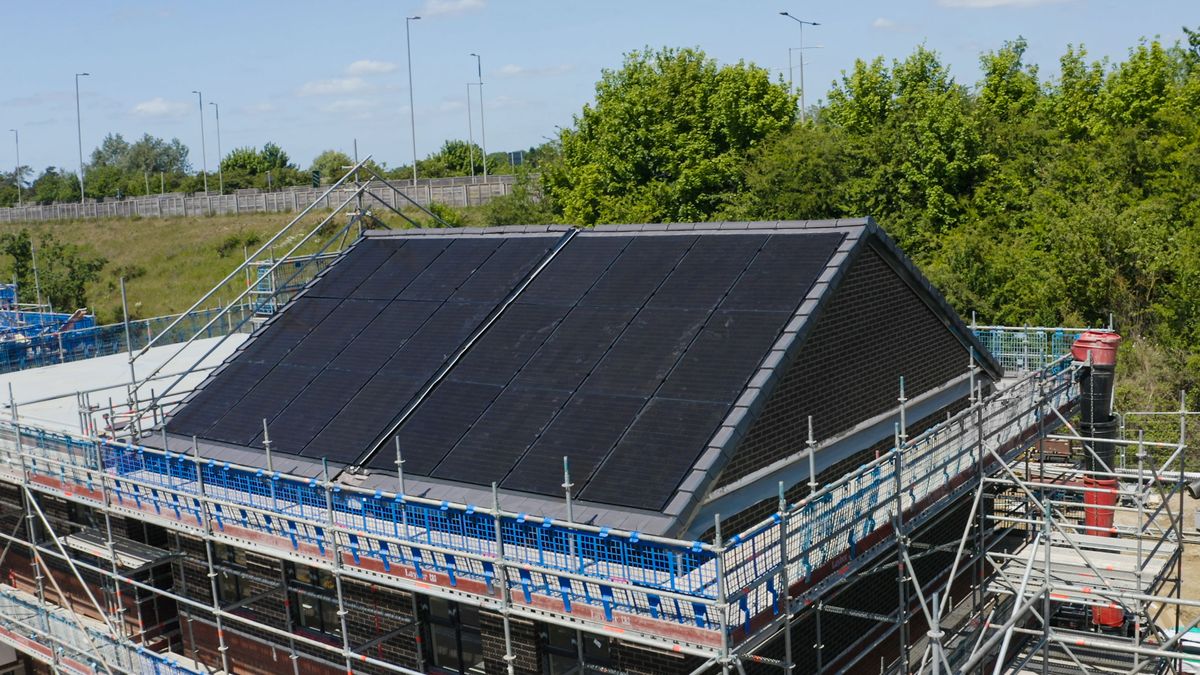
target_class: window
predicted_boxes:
[66,502,99,533]
[540,625,614,673]
[212,543,249,605]
[422,596,483,674]
[287,563,341,638]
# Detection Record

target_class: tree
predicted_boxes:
[0,230,106,311]
[309,150,353,185]
[543,47,795,224]
[29,167,79,204]
[482,170,557,226]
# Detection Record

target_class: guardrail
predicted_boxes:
[720,352,1079,649]
[0,304,255,375]
[972,325,1084,373]
[0,326,1085,663]
[0,584,201,674]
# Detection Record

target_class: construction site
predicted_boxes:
[0,164,1195,675]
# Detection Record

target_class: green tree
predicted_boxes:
[544,46,795,224]
[308,150,353,185]
[0,230,106,310]
[482,169,557,226]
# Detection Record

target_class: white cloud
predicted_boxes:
[346,59,398,76]
[871,16,915,31]
[418,0,485,17]
[131,97,189,118]
[320,99,378,114]
[297,77,370,96]
[243,102,276,115]
[439,100,466,113]
[938,0,1070,7]
[495,63,575,78]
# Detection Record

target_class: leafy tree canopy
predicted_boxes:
[543,46,796,224]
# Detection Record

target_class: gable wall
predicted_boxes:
[717,244,971,488]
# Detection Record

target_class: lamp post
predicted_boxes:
[8,129,19,207]
[75,72,90,203]
[470,52,487,182]
[779,12,820,122]
[192,91,209,195]
[405,15,421,186]
[210,101,223,195]
[466,83,476,180]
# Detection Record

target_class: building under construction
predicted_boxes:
[0,170,1194,675]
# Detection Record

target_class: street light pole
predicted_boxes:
[470,52,487,182]
[75,72,90,203]
[466,83,476,180]
[8,129,19,207]
[779,12,820,122]
[405,15,421,187]
[192,91,209,195]
[210,101,223,195]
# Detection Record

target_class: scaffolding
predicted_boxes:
[0,167,1193,673]
[4,320,1190,674]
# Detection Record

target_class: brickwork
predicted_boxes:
[611,640,703,674]
[719,245,972,488]
[713,395,972,539]
[481,611,540,674]
[173,534,420,675]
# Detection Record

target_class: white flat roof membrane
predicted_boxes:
[0,334,247,433]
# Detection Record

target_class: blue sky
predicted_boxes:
[1,0,1194,173]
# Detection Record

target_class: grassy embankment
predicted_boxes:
[0,207,485,324]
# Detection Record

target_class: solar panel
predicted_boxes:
[305,239,401,299]
[384,380,503,475]
[518,236,631,306]
[431,386,571,485]
[327,300,439,374]
[578,398,729,510]
[203,363,322,445]
[251,366,373,454]
[657,309,793,403]
[647,234,766,310]
[300,376,426,461]
[578,235,696,308]
[448,304,568,387]
[580,308,707,399]
[379,301,494,376]
[451,237,557,303]
[398,238,504,302]
[350,238,449,300]
[280,299,386,367]
[165,360,274,437]
[722,232,845,312]
[237,297,341,365]
[502,393,647,495]
[511,307,638,391]
[169,228,851,515]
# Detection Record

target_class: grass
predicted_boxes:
[0,206,488,324]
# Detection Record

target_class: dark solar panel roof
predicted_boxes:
[165,224,862,512]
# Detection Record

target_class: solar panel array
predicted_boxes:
[167,229,844,512]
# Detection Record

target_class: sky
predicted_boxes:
[0,0,1194,174]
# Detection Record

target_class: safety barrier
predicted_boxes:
[0,584,202,675]
[720,353,1079,645]
[972,325,1084,374]
[0,304,255,375]
[0,328,1083,660]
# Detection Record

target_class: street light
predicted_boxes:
[210,101,223,195]
[470,52,488,182]
[405,15,421,186]
[779,12,820,122]
[75,72,89,203]
[8,129,19,207]
[466,83,476,179]
[192,90,209,195]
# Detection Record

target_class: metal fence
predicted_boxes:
[972,325,1084,373]
[0,304,255,375]
[0,175,520,224]
[0,584,202,674]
